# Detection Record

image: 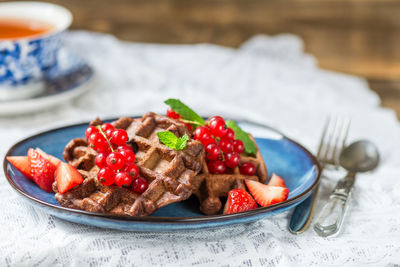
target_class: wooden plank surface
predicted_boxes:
[7,0,399,116]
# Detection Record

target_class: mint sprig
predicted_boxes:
[165,99,205,125]
[157,131,189,151]
[225,120,257,156]
[175,134,189,150]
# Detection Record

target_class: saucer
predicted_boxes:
[0,48,95,116]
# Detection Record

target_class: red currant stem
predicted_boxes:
[96,125,115,152]
[179,119,203,126]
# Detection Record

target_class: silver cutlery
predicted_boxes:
[313,140,379,237]
[288,116,350,234]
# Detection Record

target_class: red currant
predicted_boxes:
[97,145,112,154]
[85,126,98,139]
[205,143,221,160]
[207,160,226,174]
[97,167,115,186]
[167,107,180,119]
[132,177,149,194]
[114,172,134,187]
[123,163,139,178]
[201,134,216,146]
[95,153,108,168]
[209,119,228,137]
[225,128,235,140]
[194,126,210,141]
[208,116,225,123]
[194,127,215,146]
[233,139,244,154]
[120,148,136,163]
[239,162,256,176]
[89,132,108,151]
[105,129,113,139]
[224,152,241,168]
[111,129,128,146]
[219,138,233,153]
[101,123,114,133]
[106,152,126,171]
[118,145,132,152]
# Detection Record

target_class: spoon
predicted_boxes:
[313,140,380,237]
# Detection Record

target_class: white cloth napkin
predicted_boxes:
[0,31,399,266]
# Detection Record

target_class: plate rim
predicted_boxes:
[3,118,321,224]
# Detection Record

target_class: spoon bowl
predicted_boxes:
[339,140,380,173]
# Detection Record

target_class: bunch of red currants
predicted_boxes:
[85,123,148,194]
[166,110,257,176]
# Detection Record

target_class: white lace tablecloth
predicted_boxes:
[1,31,400,266]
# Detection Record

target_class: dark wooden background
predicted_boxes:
[14,0,400,116]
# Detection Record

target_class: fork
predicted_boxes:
[288,116,350,234]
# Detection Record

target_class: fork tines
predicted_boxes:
[317,116,350,168]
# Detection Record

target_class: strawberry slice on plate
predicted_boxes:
[223,189,258,214]
[55,162,83,194]
[36,148,62,167]
[28,148,56,192]
[267,173,286,188]
[245,179,289,207]
[6,156,33,180]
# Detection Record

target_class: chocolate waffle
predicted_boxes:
[55,113,205,216]
[192,136,268,215]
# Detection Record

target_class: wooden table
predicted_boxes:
[28,0,400,117]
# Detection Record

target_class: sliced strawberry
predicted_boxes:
[223,189,258,214]
[267,173,286,188]
[245,179,289,207]
[55,162,83,194]
[7,156,33,180]
[36,148,62,167]
[28,148,56,192]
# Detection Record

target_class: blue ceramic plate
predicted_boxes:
[3,119,320,232]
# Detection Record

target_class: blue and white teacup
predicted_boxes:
[0,2,72,101]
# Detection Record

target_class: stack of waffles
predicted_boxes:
[55,113,268,216]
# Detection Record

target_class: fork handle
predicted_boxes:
[313,172,355,237]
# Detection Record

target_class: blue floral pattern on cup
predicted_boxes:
[0,32,64,86]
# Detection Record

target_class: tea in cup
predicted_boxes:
[0,2,72,101]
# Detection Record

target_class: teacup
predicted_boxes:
[0,1,72,101]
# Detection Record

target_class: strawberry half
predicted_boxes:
[28,148,56,192]
[55,162,83,194]
[36,148,62,167]
[267,173,286,188]
[223,189,258,214]
[245,179,289,207]
[7,156,33,180]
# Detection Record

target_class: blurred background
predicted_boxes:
[19,0,400,116]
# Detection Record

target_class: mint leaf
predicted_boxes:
[226,120,257,156]
[176,134,189,150]
[157,131,189,150]
[165,99,205,125]
[157,131,178,149]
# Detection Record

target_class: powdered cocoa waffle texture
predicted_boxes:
[55,113,205,216]
[192,136,268,215]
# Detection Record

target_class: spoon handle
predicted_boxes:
[313,173,355,237]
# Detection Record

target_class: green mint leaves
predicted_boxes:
[225,120,257,156]
[175,134,189,150]
[164,99,205,125]
[157,131,189,151]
